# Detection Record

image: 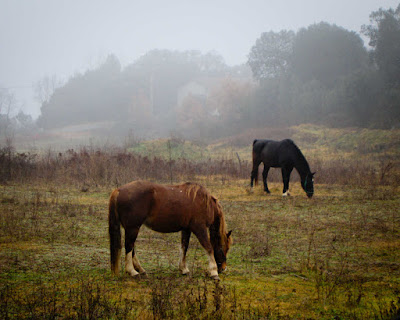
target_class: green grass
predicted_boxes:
[1,125,400,318]
[1,180,399,319]
[124,125,400,167]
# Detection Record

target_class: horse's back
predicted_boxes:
[145,183,196,232]
[116,181,155,203]
[252,139,279,165]
[114,181,215,233]
[252,139,298,167]
[252,139,284,152]
[112,181,156,225]
[252,139,272,157]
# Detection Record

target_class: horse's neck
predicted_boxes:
[293,157,310,180]
[210,213,223,246]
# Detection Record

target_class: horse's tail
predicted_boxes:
[252,141,259,186]
[109,189,122,275]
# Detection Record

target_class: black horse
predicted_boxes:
[250,139,315,198]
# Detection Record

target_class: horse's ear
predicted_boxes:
[227,230,232,238]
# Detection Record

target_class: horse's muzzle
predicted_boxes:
[218,262,227,273]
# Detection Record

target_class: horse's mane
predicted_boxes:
[214,201,231,251]
[182,182,212,210]
[287,140,310,173]
[183,182,231,250]
[184,182,207,201]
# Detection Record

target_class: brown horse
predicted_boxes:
[108,180,232,280]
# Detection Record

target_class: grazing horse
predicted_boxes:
[250,139,315,198]
[109,181,232,280]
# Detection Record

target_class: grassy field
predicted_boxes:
[125,124,400,162]
[12,124,400,162]
[1,125,399,319]
[0,178,399,319]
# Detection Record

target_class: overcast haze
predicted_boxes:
[0,0,399,118]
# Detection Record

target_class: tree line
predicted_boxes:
[246,4,400,130]
[2,4,399,141]
[36,50,251,138]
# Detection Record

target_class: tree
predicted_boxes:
[37,54,124,129]
[33,75,63,105]
[0,89,17,137]
[248,30,295,81]
[291,22,368,87]
[37,50,232,132]
[362,4,400,85]
[197,51,228,75]
[129,50,202,115]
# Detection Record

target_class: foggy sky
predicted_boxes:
[0,0,398,118]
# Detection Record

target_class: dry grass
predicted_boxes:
[0,178,399,319]
[0,125,399,318]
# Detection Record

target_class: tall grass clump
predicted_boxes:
[1,145,399,189]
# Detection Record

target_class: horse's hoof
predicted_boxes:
[126,270,141,279]
[211,275,220,281]
[140,272,148,279]
[180,265,190,275]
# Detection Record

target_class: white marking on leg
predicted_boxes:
[133,253,146,274]
[179,246,190,275]
[125,251,139,277]
[282,190,291,197]
[208,252,219,278]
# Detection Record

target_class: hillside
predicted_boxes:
[126,124,400,162]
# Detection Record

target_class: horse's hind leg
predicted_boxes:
[179,229,191,275]
[125,227,144,277]
[193,227,219,279]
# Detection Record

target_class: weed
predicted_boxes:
[0,131,399,319]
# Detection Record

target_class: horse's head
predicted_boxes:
[210,196,233,273]
[302,172,315,198]
[214,230,233,273]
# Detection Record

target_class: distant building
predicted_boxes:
[177,78,220,107]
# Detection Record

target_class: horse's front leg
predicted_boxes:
[125,227,146,278]
[262,166,271,193]
[179,229,191,275]
[193,227,219,280]
[281,167,293,196]
[133,253,147,276]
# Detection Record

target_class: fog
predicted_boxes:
[0,0,398,119]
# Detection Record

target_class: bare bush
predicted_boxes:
[0,145,398,188]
